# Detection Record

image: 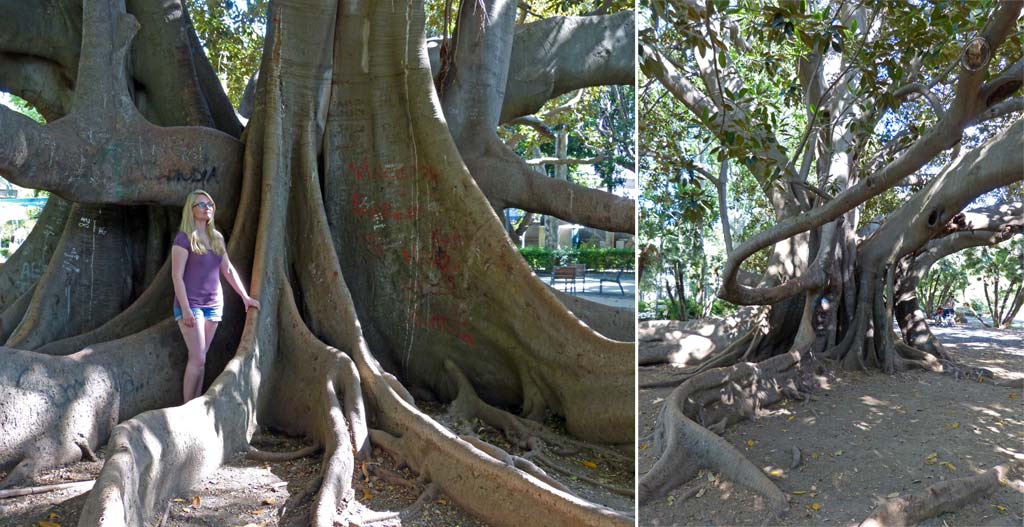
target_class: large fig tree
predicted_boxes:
[0,0,635,524]
[638,0,1022,519]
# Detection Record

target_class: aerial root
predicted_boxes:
[859,462,1022,527]
[246,444,321,462]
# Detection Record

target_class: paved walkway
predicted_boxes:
[535,271,635,309]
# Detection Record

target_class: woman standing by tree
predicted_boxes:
[172,190,260,402]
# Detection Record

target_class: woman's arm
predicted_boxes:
[171,245,196,327]
[221,254,261,311]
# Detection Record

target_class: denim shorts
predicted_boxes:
[173,304,223,322]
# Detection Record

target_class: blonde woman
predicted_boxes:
[171,190,260,403]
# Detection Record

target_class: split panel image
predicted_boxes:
[638,1,1024,525]
[0,0,637,525]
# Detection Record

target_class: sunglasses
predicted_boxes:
[192,202,215,211]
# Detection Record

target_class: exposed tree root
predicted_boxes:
[640,351,821,514]
[0,321,188,490]
[400,481,439,522]
[246,444,321,462]
[0,479,95,499]
[444,358,631,468]
[366,464,418,488]
[531,452,635,497]
[0,0,634,525]
[859,462,1023,527]
[640,328,758,389]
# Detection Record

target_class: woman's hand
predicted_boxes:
[243,296,261,312]
[182,309,197,328]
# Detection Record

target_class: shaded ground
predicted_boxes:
[639,322,1024,526]
[1,401,633,527]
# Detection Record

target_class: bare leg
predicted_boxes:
[179,317,207,403]
[190,320,220,399]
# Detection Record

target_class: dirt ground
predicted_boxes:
[639,323,1024,527]
[0,401,633,527]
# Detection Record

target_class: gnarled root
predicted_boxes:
[860,462,1023,527]
[444,358,632,467]
[640,351,818,514]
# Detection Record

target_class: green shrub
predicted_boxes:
[517,247,634,272]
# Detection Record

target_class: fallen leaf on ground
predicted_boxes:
[887,492,899,498]
[995,505,1007,512]
[36,522,60,527]
[172,498,186,503]
[639,443,648,450]
[767,468,784,478]
[1008,393,1018,399]
[261,497,276,505]
[580,460,598,469]
[811,503,821,511]
[696,487,707,498]
[746,440,755,447]
[666,496,675,505]
[811,453,819,460]
[791,490,808,495]
[925,453,939,465]
[362,488,372,500]
[192,495,201,508]
[948,421,959,429]
[940,461,957,472]
[47,514,60,520]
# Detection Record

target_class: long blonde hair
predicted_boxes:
[179,190,226,256]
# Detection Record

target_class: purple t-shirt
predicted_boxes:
[172,231,224,309]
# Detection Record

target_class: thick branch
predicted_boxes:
[525,154,606,165]
[467,141,634,233]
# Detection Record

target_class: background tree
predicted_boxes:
[963,236,1024,328]
[637,0,1023,518]
[0,0,635,525]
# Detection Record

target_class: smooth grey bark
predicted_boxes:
[436,0,635,234]
[427,11,634,124]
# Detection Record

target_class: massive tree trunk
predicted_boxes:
[0,0,634,525]
[639,0,1023,520]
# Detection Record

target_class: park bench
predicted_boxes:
[551,265,577,294]
[599,269,626,295]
